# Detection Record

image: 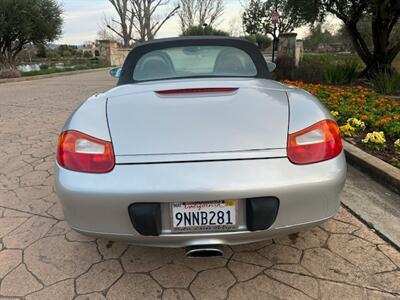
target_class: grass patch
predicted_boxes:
[371,71,400,95]
[323,58,359,84]
[303,53,365,70]
[21,64,106,77]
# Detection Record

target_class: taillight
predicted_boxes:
[288,120,342,165]
[57,130,115,173]
[156,88,238,95]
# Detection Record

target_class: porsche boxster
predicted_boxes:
[55,37,346,254]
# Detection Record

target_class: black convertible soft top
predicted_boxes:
[117,36,271,85]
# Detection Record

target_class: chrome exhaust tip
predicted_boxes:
[185,245,224,258]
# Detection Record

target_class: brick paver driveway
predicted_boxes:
[0,70,399,300]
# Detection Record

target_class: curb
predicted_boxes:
[342,202,400,251]
[343,140,400,194]
[0,67,110,85]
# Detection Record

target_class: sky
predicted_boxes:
[57,0,340,45]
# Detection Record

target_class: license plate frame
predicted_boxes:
[171,200,238,233]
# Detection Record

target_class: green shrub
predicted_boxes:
[293,60,325,83]
[383,119,400,140]
[303,53,363,67]
[245,34,272,51]
[274,56,296,81]
[275,55,359,84]
[274,56,324,83]
[371,71,400,95]
[83,51,93,58]
[181,25,229,37]
[323,59,359,84]
[21,64,105,77]
[40,64,49,70]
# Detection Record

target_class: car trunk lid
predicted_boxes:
[107,79,289,163]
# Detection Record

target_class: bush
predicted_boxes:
[383,119,400,140]
[83,51,93,58]
[274,56,296,81]
[275,55,359,84]
[293,60,325,83]
[0,69,21,78]
[303,53,363,67]
[181,25,229,37]
[323,59,359,84]
[371,71,400,95]
[40,64,49,70]
[245,34,272,51]
[274,56,324,83]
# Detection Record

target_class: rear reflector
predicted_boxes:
[288,119,343,165]
[156,88,238,95]
[57,130,115,173]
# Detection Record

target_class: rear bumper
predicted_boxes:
[55,153,347,247]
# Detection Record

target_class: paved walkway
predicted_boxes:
[0,71,399,300]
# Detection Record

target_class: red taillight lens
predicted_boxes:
[57,130,115,173]
[288,120,343,165]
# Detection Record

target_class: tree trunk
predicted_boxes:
[347,22,398,77]
[366,2,397,75]
[0,52,18,70]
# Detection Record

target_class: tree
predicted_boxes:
[337,16,400,56]
[242,0,308,42]
[97,29,120,43]
[0,0,62,70]
[304,23,339,51]
[107,0,180,43]
[181,25,229,36]
[178,0,224,32]
[106,0,135,47]
[131,0,180,41]
[287,0,400,75]
[57,45,79,57]
[36,44,48,58]
[245,34,272,51]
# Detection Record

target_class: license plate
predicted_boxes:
[171,200,237,232]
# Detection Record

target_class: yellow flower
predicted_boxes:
[340,124,356,137]
[331,111,339,117]
[362,132,386,145]
[347,118,366,130]
[395,139,400,153]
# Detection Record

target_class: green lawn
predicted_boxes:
[304,52,400,72]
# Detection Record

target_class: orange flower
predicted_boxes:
[376,117,392,127]
[361,115,368,121]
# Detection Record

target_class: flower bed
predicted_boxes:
[283,80,400,167]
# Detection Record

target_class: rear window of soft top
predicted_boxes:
[133,45,258,82]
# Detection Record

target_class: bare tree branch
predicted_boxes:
[152,5,180,37]
[106,0,180,43]
[129,0,180,41]
[106,0,135,46]
[178,0,224,32]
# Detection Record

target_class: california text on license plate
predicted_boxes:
[171,200,238,232]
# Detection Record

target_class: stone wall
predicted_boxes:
[97,40,132,67]
[278,33,304,67]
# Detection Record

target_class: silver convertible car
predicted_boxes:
[56,37,346,256]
